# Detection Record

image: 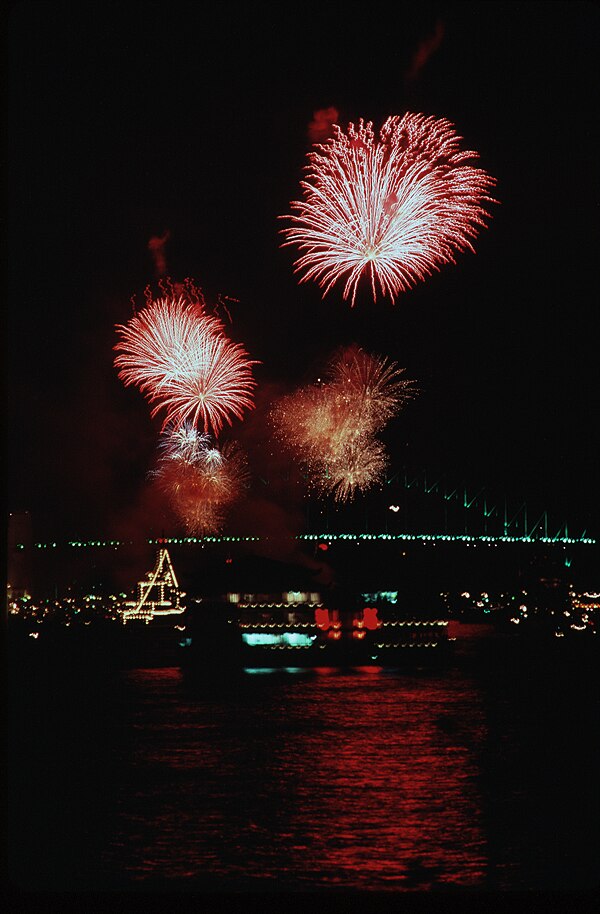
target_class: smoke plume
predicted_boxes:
[405,20,444,83]
[307,106,339,143]
[148,230,170,277]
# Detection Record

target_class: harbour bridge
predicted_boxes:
[9,464,596,600]
[19,465,596,552]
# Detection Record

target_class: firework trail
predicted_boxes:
[271,347,416,501]
[154,424,249,534]
[114,294,258,436]
[281,113,497,305]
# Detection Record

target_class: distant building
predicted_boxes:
[7,511,33,603]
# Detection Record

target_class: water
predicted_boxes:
[7,637,599,897]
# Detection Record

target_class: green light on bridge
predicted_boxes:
[30,532,597,549]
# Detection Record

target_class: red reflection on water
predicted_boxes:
[108,668,488,890]
[277,676,488,889]
[126,667,182,683]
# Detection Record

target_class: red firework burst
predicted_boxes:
[114,295,258,436]
[154,426,249,535]
[281,113,497,305]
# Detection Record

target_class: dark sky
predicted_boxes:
[5,1,599,541]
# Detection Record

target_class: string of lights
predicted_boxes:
[24,531,596,550]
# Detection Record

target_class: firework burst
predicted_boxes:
[326,344,416,433]
[114,294,258,436]
[271,347,416,501]
[154,424,249,534]
[281,113,497,305]
[158,423,211,462]
[320,437,388,502]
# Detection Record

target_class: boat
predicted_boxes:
[178,589,451,671]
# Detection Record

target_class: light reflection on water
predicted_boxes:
[9,647,598,894]
[105,665,490,890]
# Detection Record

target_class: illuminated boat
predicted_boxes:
[179,589,451,670]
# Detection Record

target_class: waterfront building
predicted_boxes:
[7,511,34,606]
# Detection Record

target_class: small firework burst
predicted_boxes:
[320,437,388,502]
[281,113,497,305]
[154,425,249,534]
[158,423,211,462]
[114,293,258,436]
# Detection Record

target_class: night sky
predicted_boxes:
[5,1,599,542]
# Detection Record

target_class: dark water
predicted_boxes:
[6,636,599,900]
